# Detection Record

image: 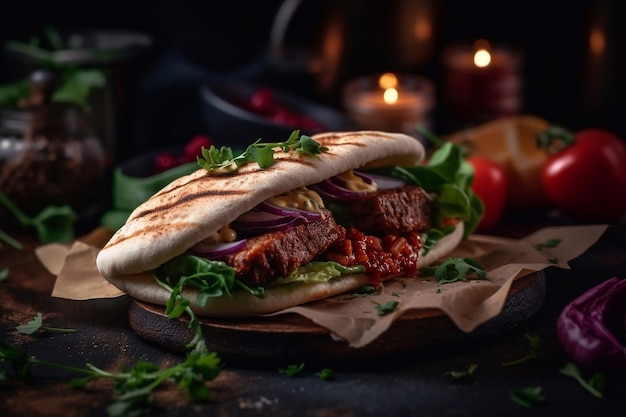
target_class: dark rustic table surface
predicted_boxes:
[1,213,625,417]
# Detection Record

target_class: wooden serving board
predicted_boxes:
[128,272,546,366]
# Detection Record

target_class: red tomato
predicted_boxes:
[540,128,626,223]
[468,156,508,232]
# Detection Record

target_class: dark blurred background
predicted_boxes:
[1,0,624,163]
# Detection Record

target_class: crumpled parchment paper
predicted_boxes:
[37,225,607,348]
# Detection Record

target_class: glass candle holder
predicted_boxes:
[442,39,522,128]
[343,72,435,135]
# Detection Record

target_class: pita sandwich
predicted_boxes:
[96,130,470,317]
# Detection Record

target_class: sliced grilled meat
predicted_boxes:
[222,208,345,286]
[341,185,433,236]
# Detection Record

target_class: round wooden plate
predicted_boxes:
[128,272,546,366]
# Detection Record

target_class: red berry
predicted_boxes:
[184,135,213,161]
[248,88,275,114]
[269,108,300,127]
[154,152,178,173]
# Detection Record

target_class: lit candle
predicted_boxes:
[343,73,435,134]
[442,40,522,127]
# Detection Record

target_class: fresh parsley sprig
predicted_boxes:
[197,130,328,173]
[1,267,224,417]
[420,257,487,284]
[559,362,605,399]
[0,337,223,417]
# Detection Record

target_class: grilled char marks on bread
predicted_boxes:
[342,185,433,235]
[220,208,346,286]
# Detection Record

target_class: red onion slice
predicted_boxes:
[313,171,407,201]
[354,171,406,190]
[256,201,322,221]
[234,214,307,236]
[190,239,247,257]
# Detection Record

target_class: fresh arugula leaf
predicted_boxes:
[559,362,605,398]
[502,333,544,366]
[509,386,546,407]
[444,363,478,382]
[422,225,456,255]
[16,312,77,335]
[197,130,327,173]
[279,363,305,377]
[0,268,8,281]
[372,300,399,316]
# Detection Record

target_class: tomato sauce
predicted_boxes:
[323,227,422,285]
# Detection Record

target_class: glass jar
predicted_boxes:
[0,103,106,217]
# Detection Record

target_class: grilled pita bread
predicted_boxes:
[96,130,464,317]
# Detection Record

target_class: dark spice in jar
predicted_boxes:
[0,103,105,215]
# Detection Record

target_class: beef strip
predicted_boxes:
[341,185,433,235]
[222,208,346,286]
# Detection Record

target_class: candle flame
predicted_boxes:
[379,73,398,89]
[473,39,492,68]
[383,87,399,104]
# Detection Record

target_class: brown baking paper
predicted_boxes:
[38,225,607,348]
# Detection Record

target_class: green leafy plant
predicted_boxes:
[197,130,327,173]
[0,26,106,110]
[15,312,77,335]
[0,189,76,244]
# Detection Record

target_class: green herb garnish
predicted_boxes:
[502,333,544,366]
[509,386,547,407]
[559,362,605,399]
[372,300,399,316]
[444,363,478,382]
[279,363,305,377]
[535,238,562,251]
[197,130,327,173]
[16,312,77,335]
[1,267,224,416]
[315,368,335,380]
[420,257,486,284]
